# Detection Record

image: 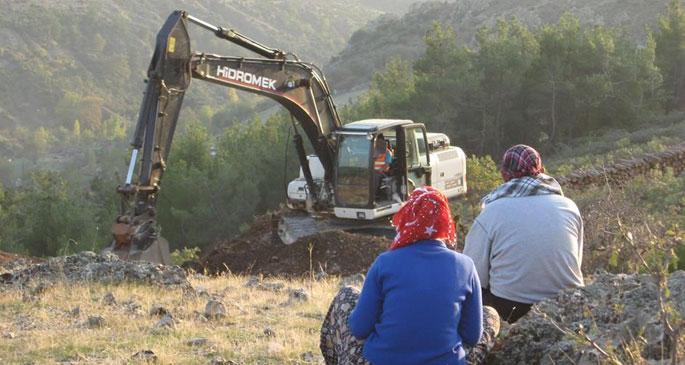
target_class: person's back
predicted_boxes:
[464,144,584,323]
[466,194,584,304]
[349,240,482,365]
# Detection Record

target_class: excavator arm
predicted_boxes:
[109,11,341,262]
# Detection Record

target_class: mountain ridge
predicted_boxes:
[326,0,673,93]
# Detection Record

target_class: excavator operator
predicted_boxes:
[374,134,394,201]
[374,134,393,174]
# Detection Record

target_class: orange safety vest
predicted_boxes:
[374,150,390,173]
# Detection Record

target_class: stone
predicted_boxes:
[204,300,226,319]
[300,351,316,362]
[194,285,210,298]
[258,282,285,292]
[123,299,141,313]
[102,292,116,306]
[69,306,80,317]
[185,337,209,346]
[1,252,190,288]
[288,288,310,302]
[243,275,261,288]
[86,315,105,328]
[3,332,15,339]
[210,356,227,365]
[149,304,169,317]
[153,314,175,330]
[131,350,157,363]
[263,327,276,337]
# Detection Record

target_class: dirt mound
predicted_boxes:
[200,217,391,277]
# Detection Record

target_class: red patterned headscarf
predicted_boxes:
[500,144,544,182]
[390,186,456,250]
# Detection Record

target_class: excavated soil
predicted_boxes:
[200,216,391,277]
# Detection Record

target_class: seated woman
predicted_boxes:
[320,187,500,365]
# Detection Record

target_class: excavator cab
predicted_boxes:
[333,120,431,220]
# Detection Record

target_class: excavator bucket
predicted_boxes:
[277,211,395,245]
[103,220,172,265]
[103,237,172,265]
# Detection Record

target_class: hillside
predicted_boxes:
[326,0,673,93]
[354,0,436,14]
[0,0,380,147]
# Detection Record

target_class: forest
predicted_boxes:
[0,1,684,257]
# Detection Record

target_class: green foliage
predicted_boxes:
[465,155,501,201]
[351,14,667,157]
[0,171,96,256]
[156,113,298,250]
[170,247,201,266]
[654,0,685,110]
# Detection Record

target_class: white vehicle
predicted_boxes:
[287,120,466,221]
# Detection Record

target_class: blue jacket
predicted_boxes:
[348,240,483,365]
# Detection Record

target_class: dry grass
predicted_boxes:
[0,274,342,364]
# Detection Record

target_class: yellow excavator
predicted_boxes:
[104,11,467,264]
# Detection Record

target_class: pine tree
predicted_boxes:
[655,0,685,110]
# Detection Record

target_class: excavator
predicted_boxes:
[104,11,467,264]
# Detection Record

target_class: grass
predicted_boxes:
[0,274,343,364]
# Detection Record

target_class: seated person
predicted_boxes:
[320,187,500,365]
[373,134,394,201]
[463,144,584,323]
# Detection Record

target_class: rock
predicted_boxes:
[263,327,276,337]
[131,350,157,363]
[86,315,105,328]
[258,282,285,292]
[3,332,15,339]
[300,351,316,362]
[288,288,310,302]
[102,292,116,306]
[69,306,80,317]
[204,300,226,319]
[491,271,685,364]
[123,299,141,313]
[149,304,169,317]
[193,311,209,322]
[194,285,210,298]
[2,252,190,288]
[153,314,175,330]
[243,276,261,288]
[210,356,227,365]
[0,272,15,283]
[185,337,209,346]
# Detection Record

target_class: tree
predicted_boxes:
[474,18,538,155]
[654,0,685,110]
[32,127,51,159]
[412,22,480,141]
